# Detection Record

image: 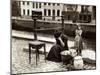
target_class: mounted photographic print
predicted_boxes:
[11,0,96,74]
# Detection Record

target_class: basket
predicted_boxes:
[60,50,73,64]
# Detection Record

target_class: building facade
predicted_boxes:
[13,0,96,23]
[19,1,64,21]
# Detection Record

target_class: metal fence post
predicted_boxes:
[61,15,64,32]
[33,18,37,40]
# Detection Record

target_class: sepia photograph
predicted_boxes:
[11,0,96,74]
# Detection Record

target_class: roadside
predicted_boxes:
[11,30,96,74]
[12,17,96,26]
[12,30,75,50]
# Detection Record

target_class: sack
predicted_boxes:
[74,56,84,69]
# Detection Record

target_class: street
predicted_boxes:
[12,30,96,74]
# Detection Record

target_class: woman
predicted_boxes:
[46,30,69,62]
[74,24,83,55]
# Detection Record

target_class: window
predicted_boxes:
[23,1,25,5]
[36,3,38,8]
[53,3,55,6]
[48,3,51,5]
[81,5,84,12]
[66,4,73,11]
[44,9,46,16]
[18,1,20,6]
[53,9,55,16]
[48,9,51,16]
[93,6,96,19]
[57,10,60,16]
[52,10,55,20]
[57,3,60,6]
[39,3,41,8]
[44,3,46,5]
[33,3,35,8]
[84,6,89,13]
[27,9,29,15]
[23,9,25,15]
[27,2,29,5]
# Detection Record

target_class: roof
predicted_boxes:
[12,0,66,4]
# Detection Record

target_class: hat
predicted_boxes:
[54,30,62,38]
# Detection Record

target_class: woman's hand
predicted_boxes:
[58,37,65,47]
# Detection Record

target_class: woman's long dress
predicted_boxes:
[46,34,69,62]
[74,29,83,54]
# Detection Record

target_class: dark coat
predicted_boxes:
[46,34,69,62]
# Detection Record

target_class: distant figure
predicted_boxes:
[74,24,83,55]
[46,30,69,62]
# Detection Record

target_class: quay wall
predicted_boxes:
[12,19,96,39]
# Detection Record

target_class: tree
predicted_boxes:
[11,0,21,16]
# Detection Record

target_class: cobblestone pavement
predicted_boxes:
[12,38,68,74]
[12,38,96,74]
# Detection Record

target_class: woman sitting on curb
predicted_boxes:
[46,30,69,62]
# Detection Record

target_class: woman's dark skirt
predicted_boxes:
[46,44,63,62]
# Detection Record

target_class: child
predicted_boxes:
[75,24,83,55]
